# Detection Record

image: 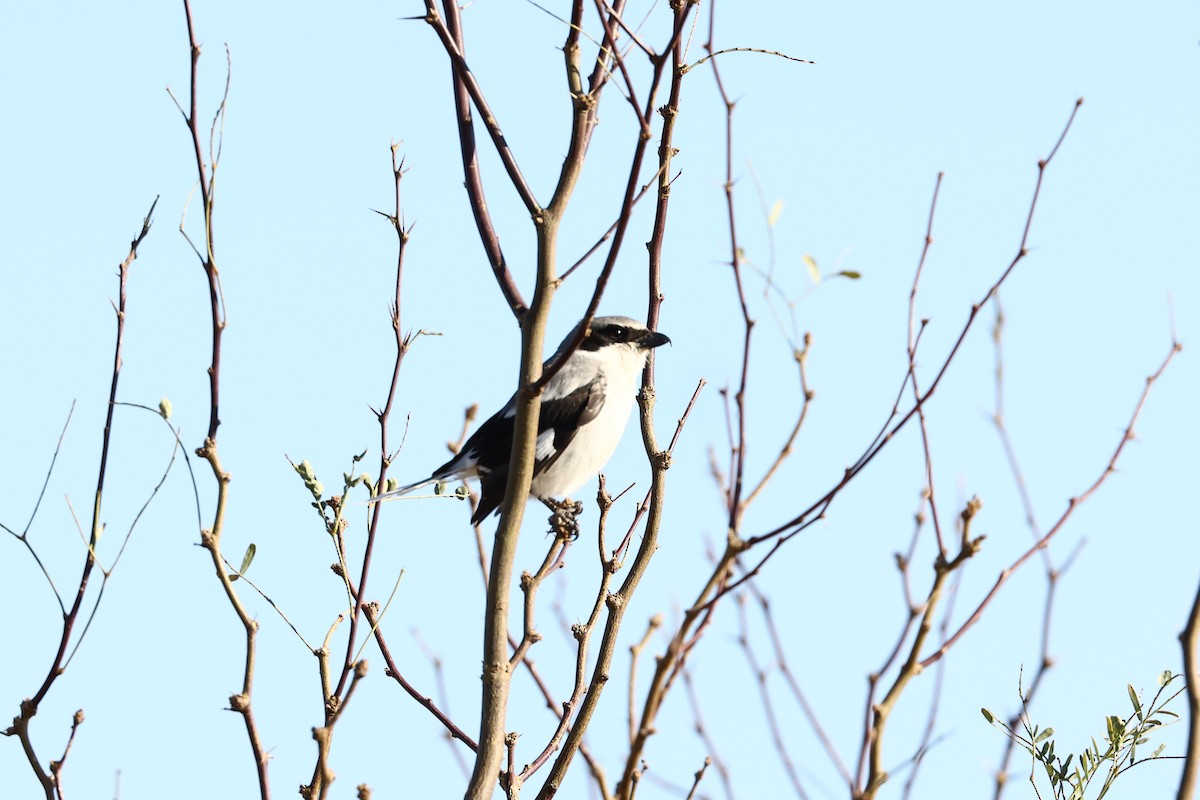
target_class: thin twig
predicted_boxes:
[988,297,1080,797]
[736,594,809,799]
[426,0,527,316]
[682,669,735,799]
[542,377,704,800]
[921,338,1180,669]
[720,100,1089,601]
[175,6,269,795]
[906,172,948,557]
[362,603,478,751]
[2,199,155,800]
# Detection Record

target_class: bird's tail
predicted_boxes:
[366,476,443,505]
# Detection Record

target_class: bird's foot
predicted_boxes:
[543,497,584,541]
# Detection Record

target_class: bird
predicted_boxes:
[370,315,670,524]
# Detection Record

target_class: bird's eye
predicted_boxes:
[610,326,628,340]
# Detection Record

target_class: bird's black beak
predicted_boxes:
[640,329,671,349]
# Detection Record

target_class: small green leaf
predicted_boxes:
[1128,684,1143,720]
[240,543,256,574]
[1035,727,1055,743]
[981,708,995,723]
[836,269,862,280]
[230,543,256,581]
[1159,670,1174,687]
[802,254,821,284]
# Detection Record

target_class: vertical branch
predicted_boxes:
[300,143,415,800]
[1177,576,1200,800]
[534,3,694,391]
[859,500,984,800]
[464,4,593,793]
[175,3,268,798]
[427,0,527,316]
[465,275,551,800]
[988,298,1080,797]
[705,0,753,527]
[543,381,704,800]
[736,594,809,799]
[906,173,947,557]
[642,1,683,375]
[338,143,412,699]
[2,202,155,800]
[422,3,694,795]
[752,586,852,789]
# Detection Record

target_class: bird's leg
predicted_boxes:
[542,497,584,541]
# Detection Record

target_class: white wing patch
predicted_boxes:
[535,428,557,461]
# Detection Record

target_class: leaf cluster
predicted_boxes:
[982,670,1183,800]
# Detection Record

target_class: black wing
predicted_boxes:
[464,379,605,523]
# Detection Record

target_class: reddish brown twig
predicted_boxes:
[413,630,472,778]
[921,338,1180,669]
[362,603,478,751]
[699,0,756,531]
[310,144,480,793]
[719,100,1089,600]
[682,669,735,799]
[423,1,541,218]
[3,201,155,800]
[736,594,809,799]
[425,0,527,316]
[987,298,1083,797]
[906,172,948,557]
[751,585,852,789]
[338,142,412,701]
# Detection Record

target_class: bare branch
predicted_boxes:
[922,338,1180,669]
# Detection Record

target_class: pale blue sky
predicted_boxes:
[2,2,1197,799]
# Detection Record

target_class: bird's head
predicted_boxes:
[579,316,671,353]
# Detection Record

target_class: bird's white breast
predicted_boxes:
[531,344,647,499]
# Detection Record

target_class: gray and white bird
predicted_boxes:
[372,315,670,523]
